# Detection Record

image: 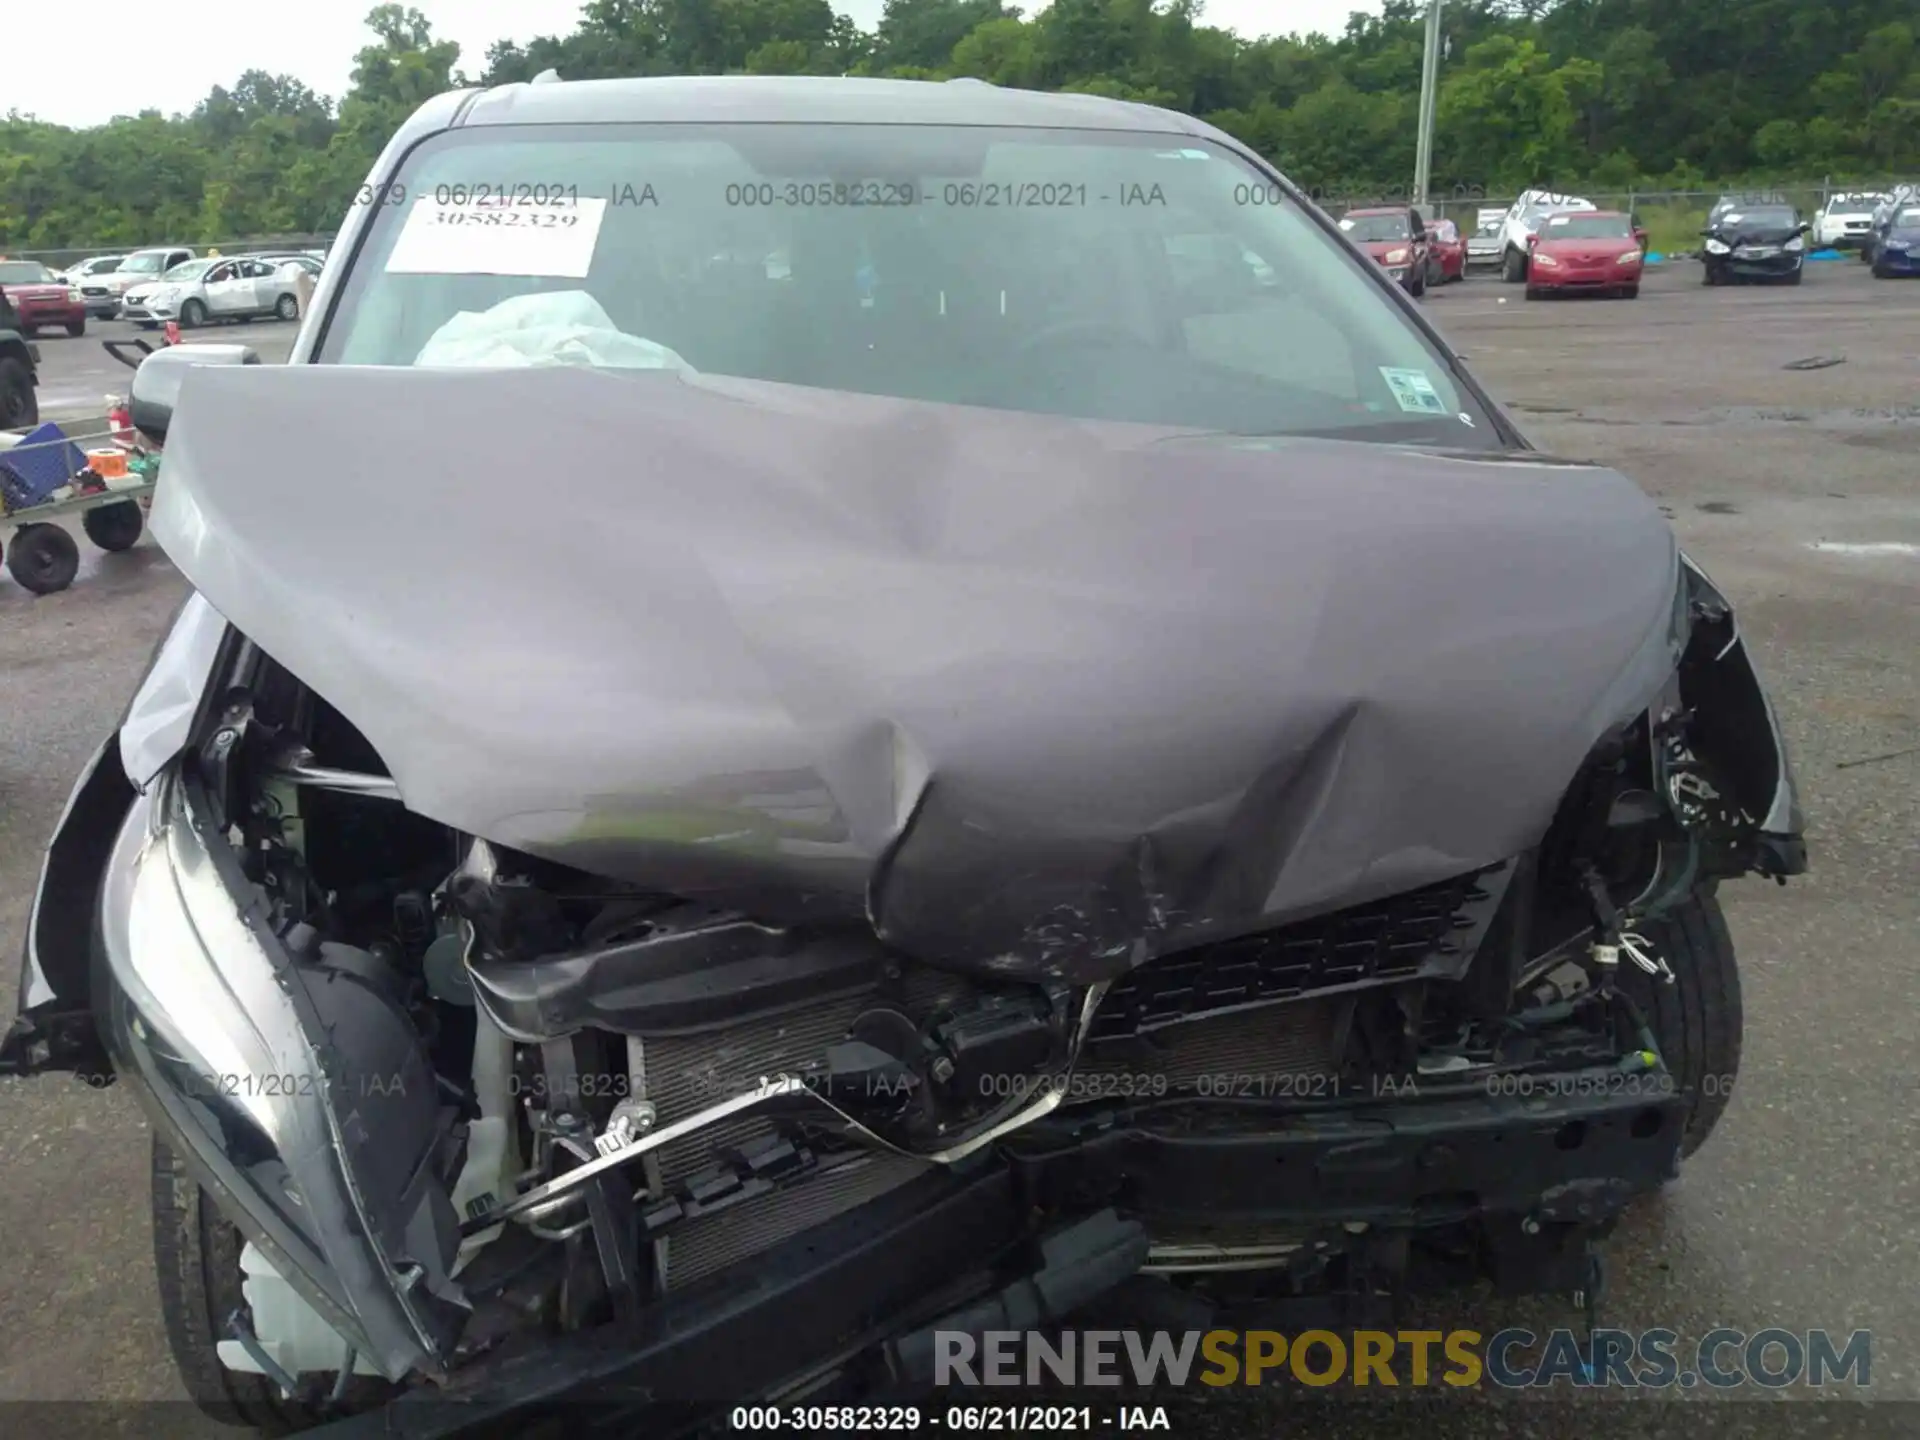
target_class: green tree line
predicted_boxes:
[3,0,1917,250]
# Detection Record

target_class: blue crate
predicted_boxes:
[0,423,88,511]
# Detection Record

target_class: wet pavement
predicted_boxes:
[1,259,1916,1435]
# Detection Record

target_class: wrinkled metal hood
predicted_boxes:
[152,365,1681,981]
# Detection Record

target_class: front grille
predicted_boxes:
[1077,996,1342,1094]
[1087,864,1510,1042]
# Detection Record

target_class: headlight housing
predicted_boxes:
[1704,238,1731,255]
[1784,235,1805,252]
[1531,252,1559,267]
[67,287,84,303]
[1616,250,1644,264]
[94,775,468,1382]
[1384,248,1409,264]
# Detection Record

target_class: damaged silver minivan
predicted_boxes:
[2,76,1805,1435]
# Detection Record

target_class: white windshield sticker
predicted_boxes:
[384,194,608,277]
[1380,367,1448,416]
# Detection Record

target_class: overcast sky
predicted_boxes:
[13,0,1383,129]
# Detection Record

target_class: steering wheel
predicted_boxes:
[1012,315,1145,355]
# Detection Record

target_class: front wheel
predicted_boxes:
[1502,247,1528,283]
[66,318,86,337]
[275,293,300,321]
[179,299,207,329]
[153,1135,392,1433]
[1616,891,1743,1157]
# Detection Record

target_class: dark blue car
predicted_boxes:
[1870,202,1920,277]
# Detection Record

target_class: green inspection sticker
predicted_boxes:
[1379,367,1449,415]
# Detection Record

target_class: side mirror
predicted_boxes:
[1527,233,1540,248]
[129,342,262,442]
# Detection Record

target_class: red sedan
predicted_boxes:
[0,258,88,336]
[1523,211,1645,299]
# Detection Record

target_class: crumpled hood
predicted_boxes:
[151,365,1682,981]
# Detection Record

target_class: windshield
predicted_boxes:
[318,124,1495,447]
[1541,215,1632,240]
[1830,195,1884,212]
[157,260,214,282]
[0,261,55,284]
[1723,207,1796,227]
[117,252,174,274]
[1337,212,1411,242]
[79,257,123,275]
[1897,208,1920,228]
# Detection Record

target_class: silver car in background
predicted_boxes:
[120,255,305,328]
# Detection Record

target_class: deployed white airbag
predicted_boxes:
[413,290,694,373]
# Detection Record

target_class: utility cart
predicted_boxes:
[0,421,155,594]
[0,335,169,595]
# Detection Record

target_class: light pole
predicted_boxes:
[1412,0,1443,207]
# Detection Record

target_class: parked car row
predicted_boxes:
[2,246,329,337]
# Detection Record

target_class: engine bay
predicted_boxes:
[159,612,1777,1385]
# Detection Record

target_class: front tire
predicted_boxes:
[66,318,86,337]
[1502,246,1528,283]
[1618,891,1743,1157]
[275,293,300,321]
[179,299,207,329]
[152,1135,391,1433]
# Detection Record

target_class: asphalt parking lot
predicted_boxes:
[29,314,298,422]
[2,260,1917,1436]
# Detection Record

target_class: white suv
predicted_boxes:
[1815,192,1888,250]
